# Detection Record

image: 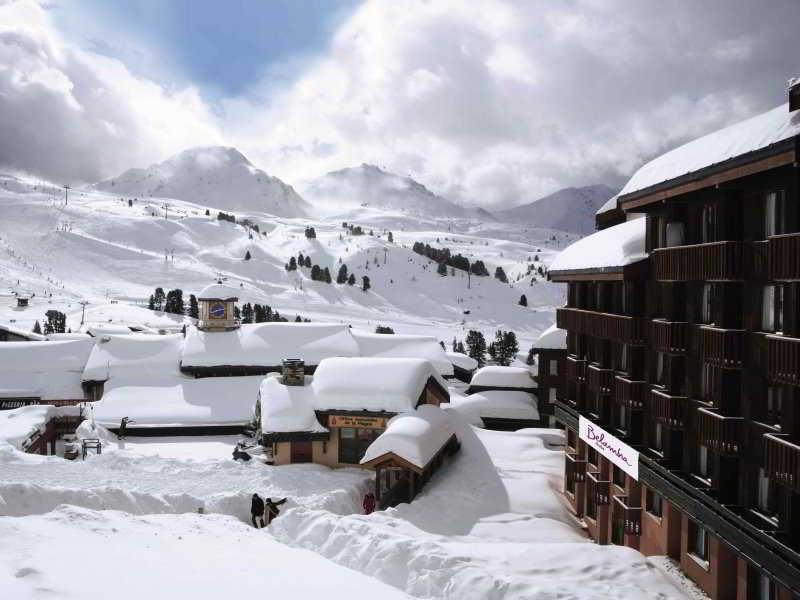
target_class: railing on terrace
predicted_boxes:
[769,233,800,281]
[764,433,800,494]
[695,408,744,455]
[612,495,642,536]
[587,364,614,395]
[615,376,645,410]
[649,387,687,428]
[768,335,800,386]
[556,308,645,345]
[587,471,611,506]
[652,240,750,282]
[565,453,587,486]
[700,326,745,369]
[650,319,689,354]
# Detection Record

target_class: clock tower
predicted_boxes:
[196,282,240,331]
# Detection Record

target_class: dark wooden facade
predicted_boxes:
[550,115,800,598]
[532,347,566,427]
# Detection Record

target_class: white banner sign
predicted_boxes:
[579,416,639,480]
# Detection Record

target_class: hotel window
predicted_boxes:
[755,467,778,520]
[697,445,713,481]
[338,427,382,464]
[701,363,715,403]
[764,190,786,238]
[765,386,783,428]
[651,421,664,453]
[761,285,783,333]
[701,284,714,324]
[587,447,599,468]
[613,465,626,489]
[689,521,709,562]
[701,205,717,243]
[665,221,685,247]
[548,388,557,404]
[655,352,666,387]
[549,360,558,376]
[645,489,663,518]
[751,569,777,600]
[616,403,627,433]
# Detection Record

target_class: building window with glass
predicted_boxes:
[549,360,558,376]
[645,489,663,518]
[762,285,783,333]
[764,190,786,238]
[689,521,709,562]
[765,386,783,428]
[338,427,382,464]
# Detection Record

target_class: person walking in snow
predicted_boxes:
[118,416,132,440]
[264,497,287,525]
[251,493,266,528]
[363,492,376,515]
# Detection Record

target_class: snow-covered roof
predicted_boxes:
[470,366,534,390]
[0,404,57,450]
[360,405,455,469]
[620,103,800,199]
[312,357,447,413]
[0,339,95,400]
[258,374,328,434]
[0,322,46,341]
[446,351,479,372]
[85,324,133,336]
[46,332,92,341]
[452,390,539,421]
[548,217,646,274]
[595,195,619,216]
[197,283,239,301]
[353,331,453,377]
[534,324,567,350]
[91,376,265,428]
[82,334,187,388]
[182,323,359,368]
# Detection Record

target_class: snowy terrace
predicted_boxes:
[468,365,536,392]
[0,405,57,451]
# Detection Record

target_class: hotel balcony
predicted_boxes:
[768,232,800,281]
[700,326,745,369]
[650,319,689,354]
[565,452,587,485]
[764,433,800,494]
[556,308,645,345]
[587,364,614,395]
[649,387,687,428]
[614,376,645,410]
[587,471,611,506]
[566,355,587,382]
[695,408,744,455]
[767,334,800,386]
[652,240,751,282]
[612,495,642,536]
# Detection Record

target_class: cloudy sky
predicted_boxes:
[1,0,798,208]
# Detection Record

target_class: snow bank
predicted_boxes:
[0,322,46,341]
[361,405,455,469]
[533,322,566,350]
[446,351,478,372]
[451,391,539,420]
[470,366,534,390]
[81,333,186,387]
[182,322,359,368]
[259,375,328,434]
[549,216,646,273]
[0,405,56,450]
[91,376,265,427]
[620,102,800,197]
[353,331,454,376]
[313,357,447,413]
[0,338,95,400]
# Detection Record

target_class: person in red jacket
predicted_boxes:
[363,492,376,515]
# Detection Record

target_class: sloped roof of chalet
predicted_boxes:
[352,331,454,376]
[548,217,646,277]
[82,333,187,387]
[0,338,95,400]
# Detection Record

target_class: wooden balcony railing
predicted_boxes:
[652,240,750,282]
[612,495,642,536]
[557,308,645,345]
[587,364,614,395]
[615,376,645,410]
[566,355,587,382]
[700,326,745,368]
[587,471,611,506]
[768,232,800,281]
[767,335,800,386]
[695,408,744,455]
[764,433,800,493]
[565,452,587,485]
[650,320,689,354]
[649,387,687,428]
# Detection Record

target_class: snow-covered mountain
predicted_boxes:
[494,184,617,234]
[302,164,478,219]
[94,146,310,217]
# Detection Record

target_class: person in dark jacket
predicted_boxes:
[264,497,287,525]
[251,493,265,528]
[118,417,132,440]
[363,492,376,515]
[232,447,252,461]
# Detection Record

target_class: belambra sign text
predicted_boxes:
[578,416,639,480]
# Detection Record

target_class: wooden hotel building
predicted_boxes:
[549,80,800,599]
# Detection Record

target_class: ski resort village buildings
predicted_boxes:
[549,81,800,599]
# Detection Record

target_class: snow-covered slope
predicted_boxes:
[94,146,310,217]
[302,163,477,219]
[494,184,617,234]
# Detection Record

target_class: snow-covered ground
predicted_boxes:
[0,413,701,599]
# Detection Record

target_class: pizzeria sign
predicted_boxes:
[579,416,639,480]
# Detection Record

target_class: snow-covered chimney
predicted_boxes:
[282,359,305,386]
[789,77,800,112]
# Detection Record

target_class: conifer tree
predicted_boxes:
[362,275,371,292]
[465,330,487,366]
[244,250,251,261]
[287,256,297,271]
[387,231,393,243]
[494,266,508,283]
[519,294,528,307]
[323,267,332,284]
[347,273,356,286]
[311,264,322,281]
[437,261,447,276]
[304,256,312,268]
[241,302,254,324]
[188,295,199,319]
[32,320,42,335]
[148,294,155,310]
[44,310,66,334]
[375,325,394,334]
[336,264,348,284]
[526,347,535,366]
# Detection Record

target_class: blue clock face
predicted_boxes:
[209,303,227,318]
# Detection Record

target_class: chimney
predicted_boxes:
[790,77,800,112]
[282,359,305,386]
